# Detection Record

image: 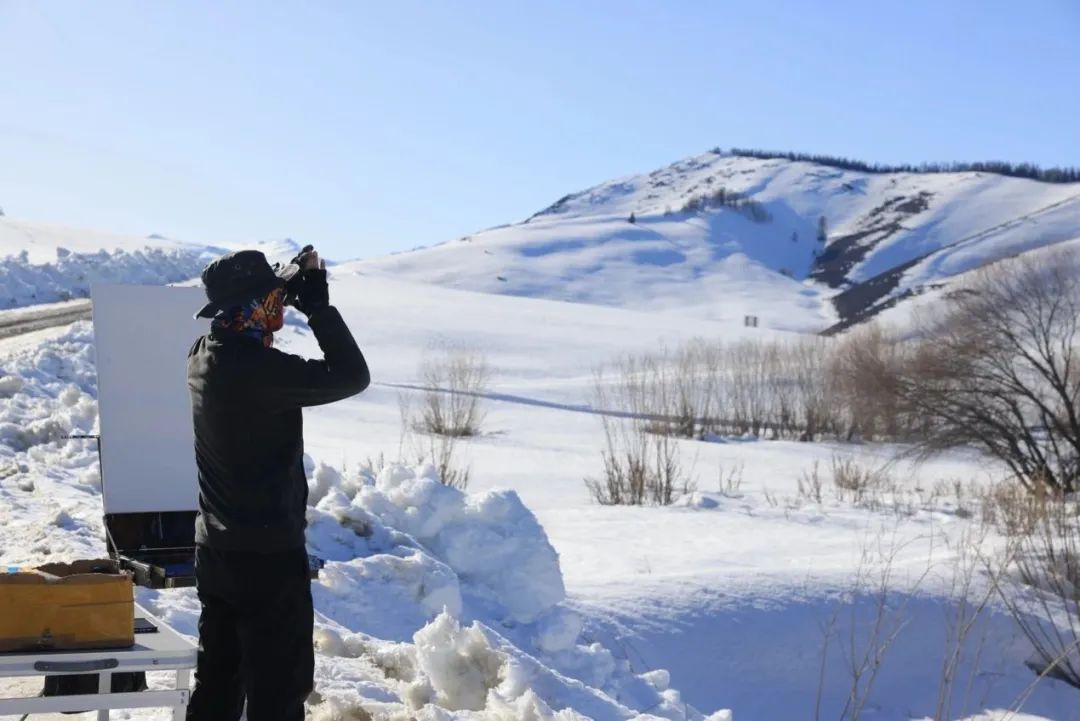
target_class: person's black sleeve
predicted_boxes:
[257,306,370,409]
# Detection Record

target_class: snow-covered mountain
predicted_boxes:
[349,151,1080,333]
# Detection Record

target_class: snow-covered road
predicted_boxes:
[0,299,92,340]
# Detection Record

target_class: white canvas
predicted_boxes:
[91,284,206,513]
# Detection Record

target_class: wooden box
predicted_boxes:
[0,560,134,652]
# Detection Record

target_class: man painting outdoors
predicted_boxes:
[186,246,370,720]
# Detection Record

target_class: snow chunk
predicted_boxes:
[674,492,722,509]
[534,608,584,654]
[315,549,463,642]
[413,613,505,711]
[356,464,566,623]
[309,462,342,506]
[0,375,24,397]
[639,669,670,692]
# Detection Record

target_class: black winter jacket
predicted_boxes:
[187,306,370,552]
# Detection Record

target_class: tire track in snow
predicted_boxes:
[379,381,802,435]
[0,300,92,341]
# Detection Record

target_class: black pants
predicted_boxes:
[187,545,314,721]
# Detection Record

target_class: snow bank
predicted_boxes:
[0,246,210,309]
[298,460,721,721]
[0,322,97,452]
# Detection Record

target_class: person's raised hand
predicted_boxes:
[302,250,325,272]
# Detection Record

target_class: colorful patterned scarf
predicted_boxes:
[211,288,285,348]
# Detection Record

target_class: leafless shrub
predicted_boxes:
[991,496,1080,688]
[798,461,825,504]
[359,453,387,478]
[585,367,694,505]
[978,481,1051,537]
[394,347,490,490]
[398,392,471,490]
[724,339,775,438]
[931,524,1001,721]
[597,336,848,444]
[816,529,931,721]
[762,486,779,508]
[788,337,842,442]
[913,482,945,514]
[831,455,890,505]
[718,461,745,497]
[815,526,1003,721]
[897,248,1080,495]
[416,348,492,437]
[674,340,717,439]
[832,322,912,441]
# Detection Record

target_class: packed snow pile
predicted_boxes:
[326,463,566,622]
[0,246,212,309]
[299,462,711,720]
[0,325,728,721]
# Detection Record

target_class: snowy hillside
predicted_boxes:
[351,151,1080,333]
[0,215,311,310]
[870,233,1080,336]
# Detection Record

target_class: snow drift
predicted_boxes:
[0,246,211,309]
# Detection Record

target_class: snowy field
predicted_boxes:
[2,270,1078,721]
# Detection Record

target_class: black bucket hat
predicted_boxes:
[194,250,300,319]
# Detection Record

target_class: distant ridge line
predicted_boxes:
[726,147,1080,184]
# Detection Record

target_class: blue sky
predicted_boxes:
[1,1,1077,260]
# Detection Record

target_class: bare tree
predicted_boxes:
[897,248,1080,493]
[832,322,911,441]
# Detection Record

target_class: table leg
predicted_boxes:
[173,668,191,721]
[97,671,111,721]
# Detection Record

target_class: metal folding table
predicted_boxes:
[0,604,196,721]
